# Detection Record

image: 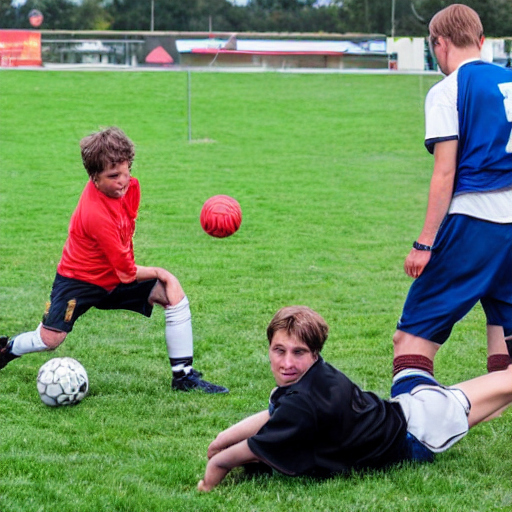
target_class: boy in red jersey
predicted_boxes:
[0,127,228,394]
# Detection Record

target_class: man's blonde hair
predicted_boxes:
[429,4,483,49]
[267,306,329,355]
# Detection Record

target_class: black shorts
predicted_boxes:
[42,273,157,333]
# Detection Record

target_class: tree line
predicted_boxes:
[1,0,511,37]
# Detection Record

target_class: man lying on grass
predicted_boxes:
[198,305,512,491]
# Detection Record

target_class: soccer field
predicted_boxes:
[0,69,510,512]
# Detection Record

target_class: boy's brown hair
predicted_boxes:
[80,127,135,178]
[429,4,483,49]
[267,306,329,355]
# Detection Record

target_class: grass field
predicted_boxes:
[0,69,510,512]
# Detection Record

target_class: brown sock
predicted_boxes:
[487,354,512,373]
[393,354,434,377]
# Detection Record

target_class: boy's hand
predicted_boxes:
[207,439,223,459]
[404,248,431,279]
[137,265,185,306]
[197,479,211,492]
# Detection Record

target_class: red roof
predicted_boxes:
[145,46,173,64]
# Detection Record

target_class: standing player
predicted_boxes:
[393,4,512,381]
[197,306,512,492]
[0,127,228,394]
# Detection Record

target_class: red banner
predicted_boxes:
[0,30,42,67]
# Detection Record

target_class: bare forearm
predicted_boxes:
[135,265,162,282]
[199,459,231,491]
[199,414,269,491]
[418,174,453,245]
[404,141,457,278]
[418,140,457,246]
[198,440,259,492]
[208,410,269,458]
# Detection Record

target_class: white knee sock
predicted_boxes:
[165,297,194,374]
[11,324,49,356]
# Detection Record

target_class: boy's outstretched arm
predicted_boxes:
[198,410,269,492]
[198,440,260,492]
[208,410,270,459]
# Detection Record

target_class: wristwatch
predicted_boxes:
[412,241,432,251]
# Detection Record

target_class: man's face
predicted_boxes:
[269,330,318,387]
[93,161,131,199]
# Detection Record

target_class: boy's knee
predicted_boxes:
[167,274,183,291]
[392,330,402,346]
[149,277,185,307]
[393,331,439,359]
[40,327,67,349]
[393,330,410,351]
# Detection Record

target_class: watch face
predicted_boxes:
[413,241,432,251]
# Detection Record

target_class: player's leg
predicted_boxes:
[12,324,65,353]
[393,218,458,377]
[392,331,439,377]
[486,325,511,372]
[454,366,512,427]
[113,278,229,394]
[482,268,512,373]
[148,280,195,376]
[481,296,512,418]
[0,275,90,369]
[0,324,67,368]
[394,215,503,378]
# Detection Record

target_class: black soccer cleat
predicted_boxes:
[172,369,229,394]
[0,336,19,370]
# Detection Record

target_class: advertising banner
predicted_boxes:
[0,30,42,67]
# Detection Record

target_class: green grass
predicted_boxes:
[0,69,510,512]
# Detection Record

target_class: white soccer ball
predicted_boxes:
[37,357,89,407]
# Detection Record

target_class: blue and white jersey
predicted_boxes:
[425,60,512,222]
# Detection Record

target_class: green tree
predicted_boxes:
[244,0,347,32]
[0,0,111,30]
[406,0,512,37]
[249,0,316,9]
[77,0,112,30]
[0,0,18,27]
[107,0,245,32]
[341,0,392,34]
[2,0,510,36]
[12,0,79,29]
[340,0,512,37]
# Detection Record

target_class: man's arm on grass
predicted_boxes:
[207,410,270,459]
[198,440,260,492]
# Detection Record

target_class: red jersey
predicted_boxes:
[57,177,140,291]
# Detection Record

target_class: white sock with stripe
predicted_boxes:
[11,324,49,356]
[165,296,194,375]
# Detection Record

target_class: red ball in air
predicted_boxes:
[200,195,242,238]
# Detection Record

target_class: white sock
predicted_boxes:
[165,297,193,373]
[11,324,49,356]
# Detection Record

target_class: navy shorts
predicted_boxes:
[397,214,512,344]
[42,273,157,333]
